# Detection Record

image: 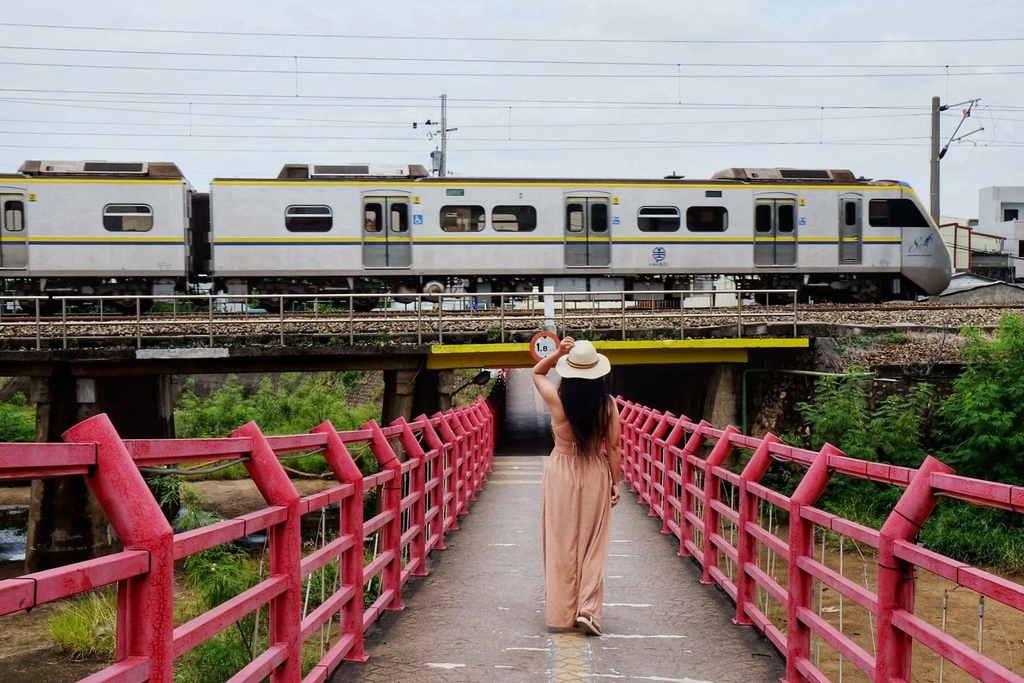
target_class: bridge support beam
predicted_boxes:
[25,369,175,572]
[703,364,740,442]
[382,369,456,428]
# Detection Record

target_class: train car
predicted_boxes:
[209,164,951,307]
[0,161,196,313]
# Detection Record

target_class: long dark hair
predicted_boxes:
[558,376,612,457]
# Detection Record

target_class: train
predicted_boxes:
[0,160,952,313]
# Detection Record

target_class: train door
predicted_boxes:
[0,193,27,270]
[362,195,411,268]
[564,196,611,267]
[839,193,863,264]
[753,197,797,267]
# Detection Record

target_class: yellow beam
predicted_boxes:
[427,338,809,370]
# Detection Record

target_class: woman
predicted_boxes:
[533,336,622,636]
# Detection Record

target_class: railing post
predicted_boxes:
[701,426,738,585]
[875,455,954,683]
[678,422,710,558]
[656,414,688,535]
[418,415,448,551]
[63,414,175,683]
[628,406,650,495]
[394,417,429,578]
[734,433,780,627]
[364,420,406,612]
[232,421,303,683]
[637,409,660,509]
[447,410,471,514]
[434,413,460,532]
[785,444,839,683]
[645,412,672,518]
[311,420,369,662]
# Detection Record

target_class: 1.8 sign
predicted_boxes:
[530,331,560,362]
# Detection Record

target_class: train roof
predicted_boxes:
[17,160,185,179]
[208,165,881,185]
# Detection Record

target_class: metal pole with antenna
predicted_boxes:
[930,96,982,222]
[440,94,448,177]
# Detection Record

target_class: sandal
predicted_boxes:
[576,613,602,636]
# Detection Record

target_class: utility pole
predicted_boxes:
[929,95,982,222]
[439,94,448,177]
[930,96,941,221]
[413,95,458,176]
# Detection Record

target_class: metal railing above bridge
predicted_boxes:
[0,289,799,350]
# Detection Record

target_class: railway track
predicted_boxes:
[0,297,1017,353]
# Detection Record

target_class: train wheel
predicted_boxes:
[352,296,379,313]
[259,297,284,313]
[112,298,153,315]
[17,298,59,316]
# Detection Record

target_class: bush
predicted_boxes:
[936,312,1024,484]
[0,390,36,442]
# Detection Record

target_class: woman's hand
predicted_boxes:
[557,336,575,357]
[610,485,620,508]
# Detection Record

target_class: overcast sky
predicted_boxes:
[1,1,1022,218]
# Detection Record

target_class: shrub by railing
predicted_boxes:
[617,398,1024,683]
[0,397,495,683]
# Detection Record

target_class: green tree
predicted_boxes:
[937,312,1024,484]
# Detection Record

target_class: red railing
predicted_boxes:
[618,398,1024,683]
[0,397,496,683]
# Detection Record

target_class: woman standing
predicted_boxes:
[533,336,622,636]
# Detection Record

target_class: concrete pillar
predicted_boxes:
[381,369,417,427]
[25,371,176,571]
[704,364,740,431]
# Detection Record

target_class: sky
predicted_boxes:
[0,1,1022,218]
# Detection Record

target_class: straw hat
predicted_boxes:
[555,340,611,379]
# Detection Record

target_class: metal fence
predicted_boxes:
[0,398,496,683]
[0,290,799,350]
[618,398,1024,683]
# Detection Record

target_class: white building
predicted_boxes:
[976,187,1024,280]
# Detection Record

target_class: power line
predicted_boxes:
[1,21,1022,45]
[0,89,935,111]
[2,43,1023,71]
[4,58,1024,79]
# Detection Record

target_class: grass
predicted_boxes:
[48,591,117,660]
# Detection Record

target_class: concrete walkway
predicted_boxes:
[334,454,784,683]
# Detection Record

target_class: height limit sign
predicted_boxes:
[530,330,560,362]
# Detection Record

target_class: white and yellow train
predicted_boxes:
[0,160,951,312]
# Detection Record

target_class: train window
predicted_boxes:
[591,203,609,233]
[3,200,24,232]
[492,205,537,232]
[778,204,795,233]
[868,199,929,228]
[440,205,484,232]
[754,204,772,233]
[687,206,728,232]
[103,204,153,232]
[364,204,382,233]
[285,205,332,232]
[566,204,584,232]
[638,206,680,232]
[391,203,410,233]
[844,202,858,226]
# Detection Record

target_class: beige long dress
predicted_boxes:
[542,418,612,628]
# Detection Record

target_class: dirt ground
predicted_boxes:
[2,480,1024,682]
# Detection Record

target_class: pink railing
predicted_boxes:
[618,398,1024,683]
[0,397,496,683]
